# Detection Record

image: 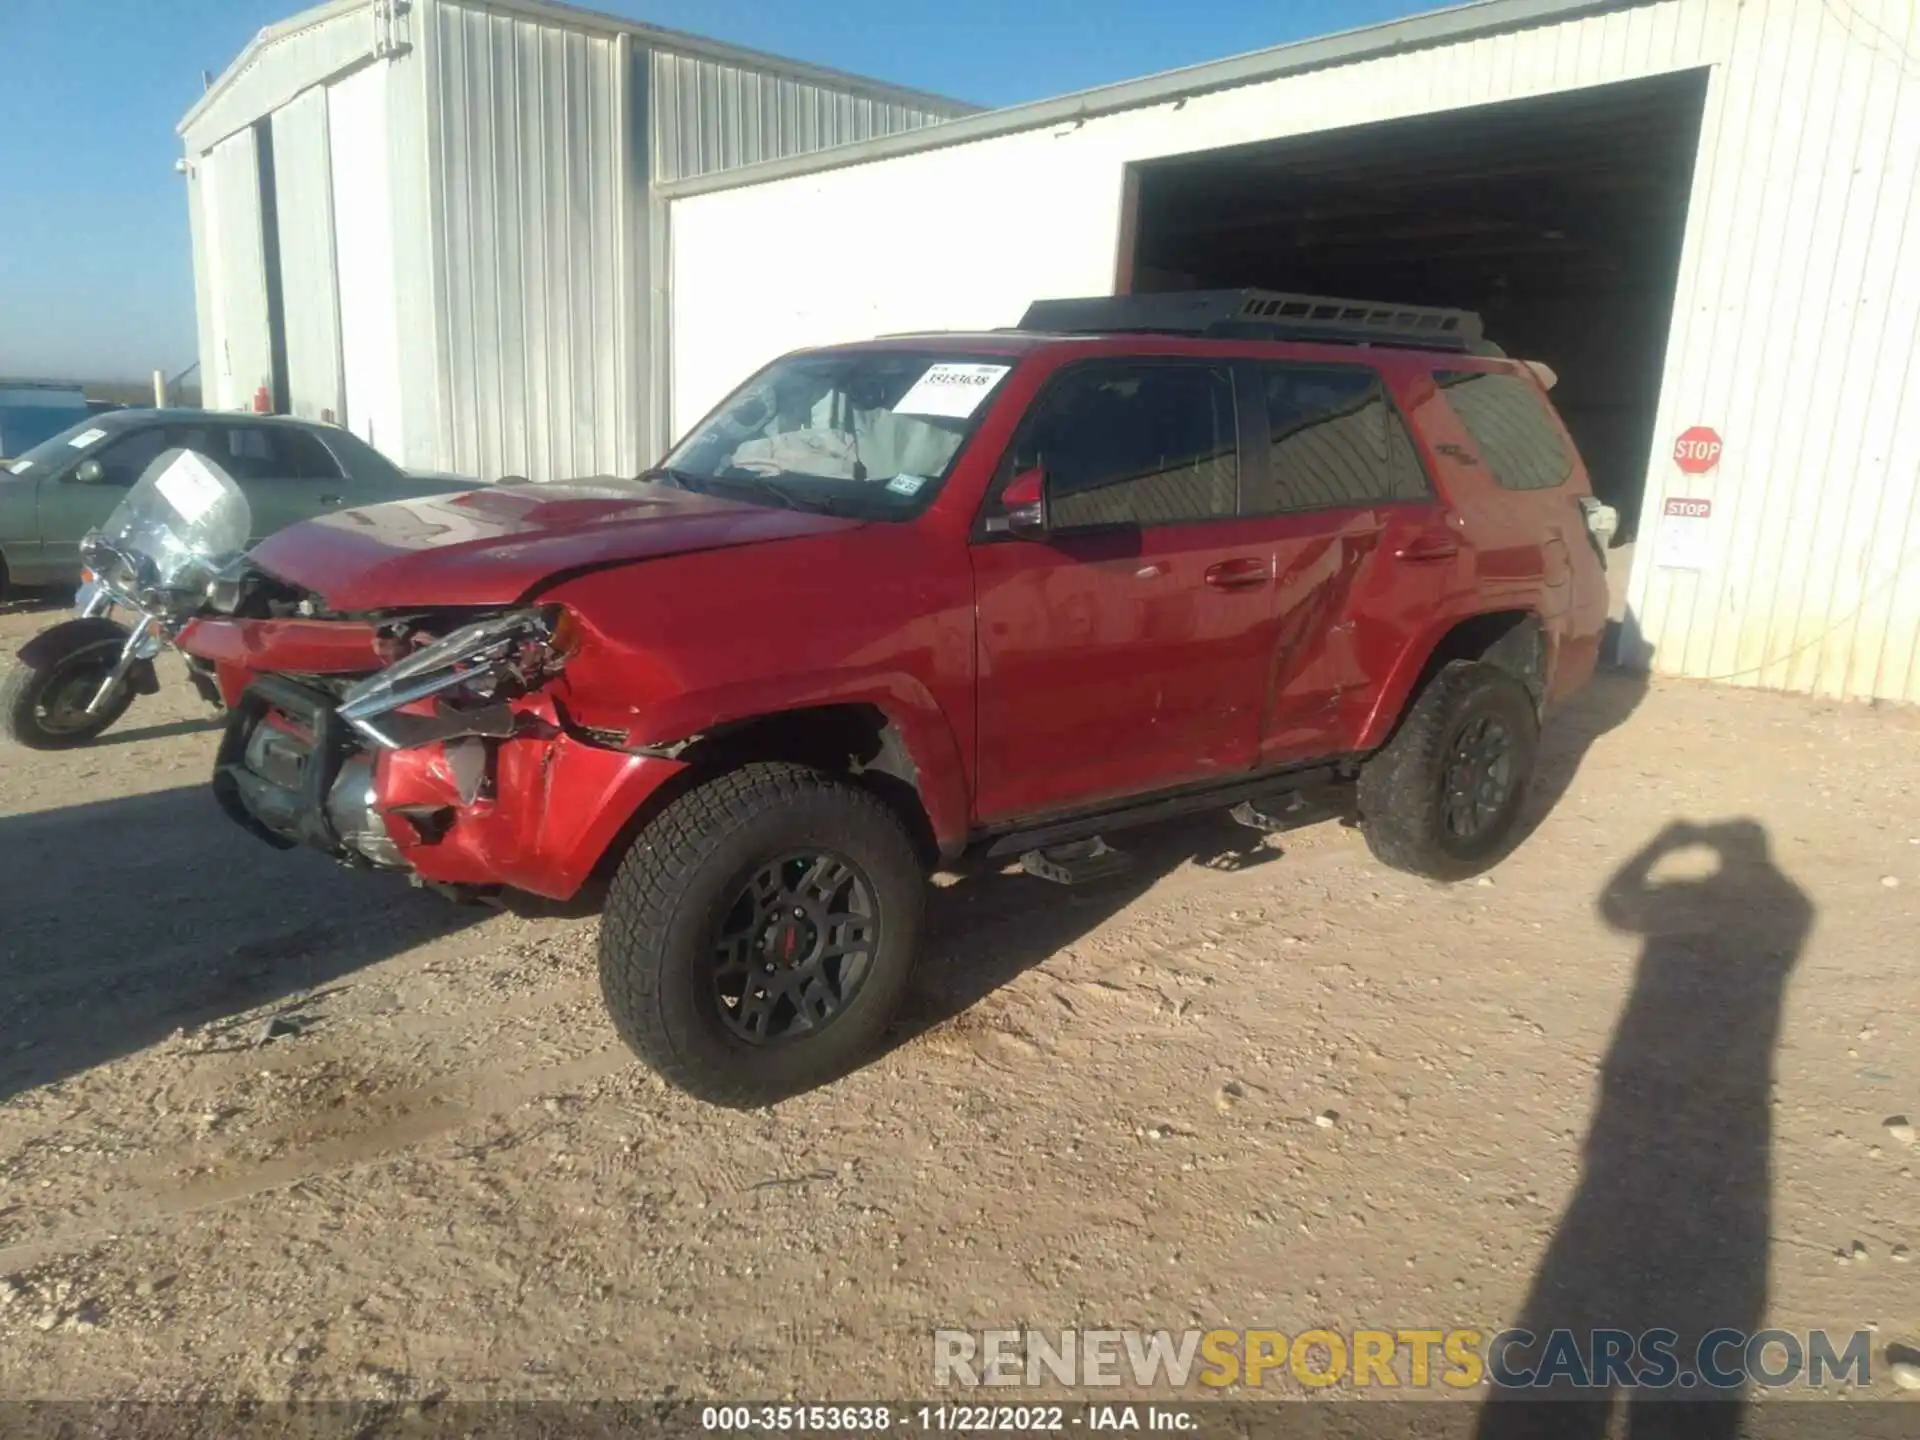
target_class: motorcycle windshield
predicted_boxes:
[91,449,252,591]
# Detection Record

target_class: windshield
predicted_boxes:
[88,449,253,596]
[661,350,1015,517]
[3,411,127,475]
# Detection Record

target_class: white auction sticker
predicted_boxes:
[1655,496,1713,570]
[893,363,1011,420]
[154,450,229,523]
[67,427,108,449]
[8,460,32,475]
[885,472,928,496]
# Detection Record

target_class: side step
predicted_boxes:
[1019,837,1133,886]
[1230,793,1313,832]
[981,763,1341,860]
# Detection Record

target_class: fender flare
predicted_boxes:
[1354,609,1547,754]
[589,672,974,860]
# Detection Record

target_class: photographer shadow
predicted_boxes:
[1477,819,1813,1438]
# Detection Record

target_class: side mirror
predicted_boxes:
[987,466,1049,538]
[73,458,104,484]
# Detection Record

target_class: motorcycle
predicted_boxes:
[0,449,251,750]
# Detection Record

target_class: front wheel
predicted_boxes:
[0,634,136,750]
[598,762,925,1107]
[1357,660,1540,881]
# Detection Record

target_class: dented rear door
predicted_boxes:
[1239,360,1452,764]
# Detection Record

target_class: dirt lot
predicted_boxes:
[0,593,1916,1407]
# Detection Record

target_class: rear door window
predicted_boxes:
[1017,362,1239,529]
[213,426,277,482]
[1436,370,1572,490]
[267,428,347,480]
[1258,364,1430,510]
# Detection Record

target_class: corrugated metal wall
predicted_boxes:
[669,0,1920,704]
[1627,0,1920,702]
[270,86,345,424]
[649,50,950,184]
[178,0,378,158]
[184,0,963,478]
[328,60,410,460]
[414,0,965,480]
[199,128,274,412]
[421,0,631,482]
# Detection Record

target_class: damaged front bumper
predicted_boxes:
[209,672,684,902]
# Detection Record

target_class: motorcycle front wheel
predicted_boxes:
[0,634,135,750]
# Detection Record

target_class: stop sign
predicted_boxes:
[1673,426,1723,474]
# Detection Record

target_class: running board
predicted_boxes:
[980,764,1342,860]
[1019,837,1133,886]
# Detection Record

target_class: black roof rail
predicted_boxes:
[1017,290,1500,355]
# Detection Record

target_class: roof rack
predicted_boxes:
[1017,290,1496,355]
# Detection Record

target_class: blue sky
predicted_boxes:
[0,0,1437,381]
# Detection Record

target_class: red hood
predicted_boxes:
[247,479,863,611]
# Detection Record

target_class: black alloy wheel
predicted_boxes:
[1442,713,1518,841]
[713,850,879,1044]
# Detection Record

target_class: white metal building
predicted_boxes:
[178,0,970,480]
[663,0,1920,704]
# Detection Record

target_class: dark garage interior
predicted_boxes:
[1123,69,1710,542]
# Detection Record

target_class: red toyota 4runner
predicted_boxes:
[182,291,1617,1106]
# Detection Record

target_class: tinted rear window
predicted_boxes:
[1436,370,1572,491]
[1260,363,1430,511]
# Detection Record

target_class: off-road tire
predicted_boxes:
[1357,660,1539,881]
[0,640,134,750]
[599,762,925,1107]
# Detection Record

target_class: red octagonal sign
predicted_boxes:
[1674,426,1723,475]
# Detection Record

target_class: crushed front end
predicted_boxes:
[188,597,683,901]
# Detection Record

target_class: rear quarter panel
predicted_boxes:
[1370,359,1608,735]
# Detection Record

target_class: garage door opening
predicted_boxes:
[1122,69,1709,544]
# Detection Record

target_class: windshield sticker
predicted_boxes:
[885,473,928,496]
[7,460,31,475]
[67,427,108,449]
[154,450,229,523]
[893,364,1011,420]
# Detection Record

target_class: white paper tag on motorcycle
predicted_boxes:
[893,364,1011,419]
[67,427,108,449]
[154,450,229,523]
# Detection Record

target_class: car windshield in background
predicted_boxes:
[662,351,1014,517]
[2,411,127,475]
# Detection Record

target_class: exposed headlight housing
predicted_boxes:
[337,605,578,748]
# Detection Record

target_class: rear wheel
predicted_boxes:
[0,637,134,750]
[598,762,925,1107]
[1357,660,1538,880]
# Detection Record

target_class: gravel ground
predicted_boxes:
[0,592,1915,1408]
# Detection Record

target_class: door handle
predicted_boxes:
[1394,532,1461,563]
[1204,557,1271,590]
